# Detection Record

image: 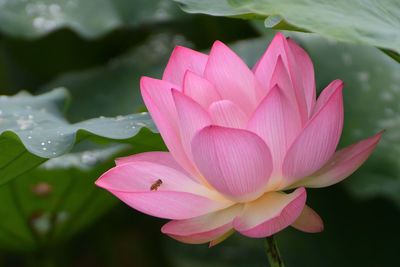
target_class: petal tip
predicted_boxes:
[209,40,232,56]
[182,69,194,80]
[160,223,169,234]
[292,205,324,233]
[140,76,153,86]
[275,32,286,39]
[169,45,193,59]
[333,79,344,88]
[94,175,106,189]
[212,40,225,48]
[171,87,180,95]
[367,130,384,148]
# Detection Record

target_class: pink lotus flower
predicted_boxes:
[96,33,382,246]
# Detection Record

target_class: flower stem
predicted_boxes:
[265,235,285,267]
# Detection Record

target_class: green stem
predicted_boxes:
[265,235,285,267]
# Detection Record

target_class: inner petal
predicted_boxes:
[209,100,248,129]
[204,41,263,116]
[191,126,273,203]
[183,70,222,109]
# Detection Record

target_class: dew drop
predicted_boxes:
[17,117,34,130]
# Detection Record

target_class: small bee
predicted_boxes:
[150,179,163,191]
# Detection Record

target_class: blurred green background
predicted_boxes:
[0,0,399,266]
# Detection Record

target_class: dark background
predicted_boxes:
[0,1,399,266]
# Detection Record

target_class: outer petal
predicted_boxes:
[183,70,222,109]
[204,41,264,115]
[312,80,343,117]
[172,89,212,164]
[141,77,179,131]
[161,204,243,244]
[96,161,232,220]
[295,131,383,188]
[291,205,324,233]
[141,77,197,175]
[282,83,343,183]
[163,46,208,86]
[253,33,308,121]
[232,188,306,238]
[191,126,273,202]
[247,85,302,175]
[115,151,189,176]
[209,100,248,129]
[287,37,316,114]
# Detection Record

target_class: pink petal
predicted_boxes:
[141,77,197,175]
[163,46,208,87]
[282,82,343,183]
[172,89,212,168]
[269,56,302,119]
[287,37,316,114]
[191,126,273,202]
[115,151,189,176]
[247,85,302,176]
[183,70,222,109]
[141,77,179,131]
[291,205,324,233]
[209,100,248,129]
[161,204,243,244]
[253,32,287,84]
[312,80,343,117]
[232,187,306,238]
[204,41,264,115]
[253,33,308,121]
[96,161,232,220]
[297,131,383,188]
